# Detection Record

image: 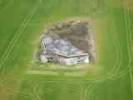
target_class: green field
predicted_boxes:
[0,0,133,100]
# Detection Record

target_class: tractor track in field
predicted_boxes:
[0,1,40,73]
[98,6,129,80]
[103,6,123,80]
[123,6,133,95]
[113,6,133,78]
[86,85,98,100]
[108,21,122,78]
[110,6,132,79]
[106,28,121,78]
[81,84,96,100]
[104,5,133,80]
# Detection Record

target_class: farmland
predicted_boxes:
[0,0,133,100]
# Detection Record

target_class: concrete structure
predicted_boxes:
[39,20,96,65]
[40,37,89,65]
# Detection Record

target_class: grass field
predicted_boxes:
[0,0,133,100]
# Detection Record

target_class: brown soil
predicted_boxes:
[123,0,133,10]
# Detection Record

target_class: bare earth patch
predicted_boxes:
[123,0,133,10]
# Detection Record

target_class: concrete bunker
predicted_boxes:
[39,19,96,65]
